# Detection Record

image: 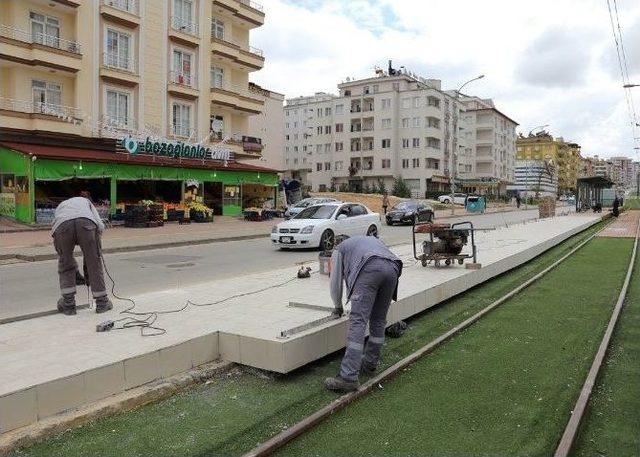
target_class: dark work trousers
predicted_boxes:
[53,218,107,299]
[340,257,400,381]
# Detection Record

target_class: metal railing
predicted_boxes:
[210,29,263,56]
[169,70,197,88]
[237,0,264,12]
[0,24,82,54]
[97,115,136,137]
[0,97,83,122]
[171,16,199,37]
[102,51,137,73]
[170,124,197,138]
[102,0,139,15]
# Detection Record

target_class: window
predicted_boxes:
[363,85,370,94]
[381,98,391,109]
[335,161,343,170]
[427,117,440,128]
[427,96,440,108]
[392,82,400,91]
[335,104,344,115]
[105,89,129,126]
[173,0,194,32]
[172,49,193,86]
[211,18,225,38]
[293,146,298,152]
[285,110,290,117]
[293,121,298,128]
[285,134,290,140]
[412,158,420,168]
[325,125,331,134]
[324,143,331,152]
[427,137,441,149]
[316,126,322,135]
[382,159,391,169]
[285,146,290,153]
[317,108,322,117]
[412,117,420,128]
[316,144,322,153]
[413,97,420,108]
[172,102,191,137]
[335,142,343,151]
[293,158,298,164]
[302,145,307,151]
[294,133,298,140]
[382,139,391,148]
[32,80,62,111]
[413,138,420,148]
[402,118,410,128]
[401,98,411,109]
[373,84,379,93]
[381,118,391,129]
[402,138,409,149]
[351,205,367,216]
[325,107,331,116]
[316,163,322,172]
[335,123,344,133]
[325,162,331,171]
[402,159,409,169]
[30,12,60,48]
[210,66,224,88]
[105,28,132,70]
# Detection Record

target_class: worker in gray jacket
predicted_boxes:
[52,193,112,315]
[325,235,402,392]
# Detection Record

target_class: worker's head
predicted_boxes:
[334,234,350,247]
[79,190,92,201]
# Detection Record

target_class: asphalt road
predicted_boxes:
[0,208,547,321]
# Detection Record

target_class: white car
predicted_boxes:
[284,197,339,219]
[271,202,380,250]
[438,193,467,205]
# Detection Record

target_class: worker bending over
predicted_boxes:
[325,235,402,392]
[52,193,112,315]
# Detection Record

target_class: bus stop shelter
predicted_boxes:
[576,176,613,212]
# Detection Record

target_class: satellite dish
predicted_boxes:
[346,77,351,82]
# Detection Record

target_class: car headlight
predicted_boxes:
[271,226,278,233]
[300,225,314,234]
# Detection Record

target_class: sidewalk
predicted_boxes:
[0,204,528,261]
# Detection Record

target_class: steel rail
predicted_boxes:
[554,216,640,457]
[243,218,612,457]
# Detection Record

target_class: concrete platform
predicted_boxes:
[0,214,601,435]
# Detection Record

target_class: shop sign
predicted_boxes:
[122,137,233,163]
[0,193,16,217]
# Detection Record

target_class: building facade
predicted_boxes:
[1,0,266,159]
[516,133,582,194]
[245,82,284,171]
[283,72,517,197]
[0,0,282,224]
[506,160,558,198]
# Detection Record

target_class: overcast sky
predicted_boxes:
[250,0,640,159]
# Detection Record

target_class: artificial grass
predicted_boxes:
[277,238,633,457]
[571,247,640,457]
[11,221,612,457]
[622,197,640,211]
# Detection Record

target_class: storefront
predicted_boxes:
[0,140,279,225]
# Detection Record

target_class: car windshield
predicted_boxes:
[294,205,336,219]
[392,202,418,211]
[294,199,312,208]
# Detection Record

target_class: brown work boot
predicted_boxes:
[324,375,359,393]
[95,297,113,314]
[57,294,77,316]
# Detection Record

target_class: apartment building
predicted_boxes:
[0,0,282,223]
[284,73,476,197]
[610,156,633,188]
[245,82,284,171]
[507,160,558,198]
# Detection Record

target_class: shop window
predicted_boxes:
[106,89,130,127]
[223,185,240,207]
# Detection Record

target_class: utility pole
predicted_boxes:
[450,74,484,214]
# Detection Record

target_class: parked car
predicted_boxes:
[386,200,433,225]
[271,202,380,250]
[438,193,467,205]
[284,197,339,219]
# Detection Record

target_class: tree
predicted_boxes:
[377,179,387,196]
[392,176,411,198]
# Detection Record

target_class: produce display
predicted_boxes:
[188,201,214,222]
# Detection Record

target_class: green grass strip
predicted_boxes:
[277,238,632,457]
[12,220,610,457]
[571,244,640,457]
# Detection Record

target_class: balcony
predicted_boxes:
[0,97,83,135]
[169,124,197,140]
[100,52,139,85]
[242,135,264,154]
[170,16,200,47]
[210,30,264,71]
[167,71,199,99]
[0,24,82,73]
[210,82,264,115]
[212,0,265,28]
[100,0,140,28]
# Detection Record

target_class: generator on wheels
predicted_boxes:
[412,208,478,267]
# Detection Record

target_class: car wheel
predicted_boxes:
[366,225,378,237]
[319,229,335,250]
[386,220,394,226]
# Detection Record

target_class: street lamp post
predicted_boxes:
[449,74,484,215]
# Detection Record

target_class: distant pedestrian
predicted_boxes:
[613,196,620,217]
[515,192,521,209]
[325,235,403,392]
[382,193,389,215]
[52,192,112,315]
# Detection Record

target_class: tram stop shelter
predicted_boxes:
[576,176,613,211]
